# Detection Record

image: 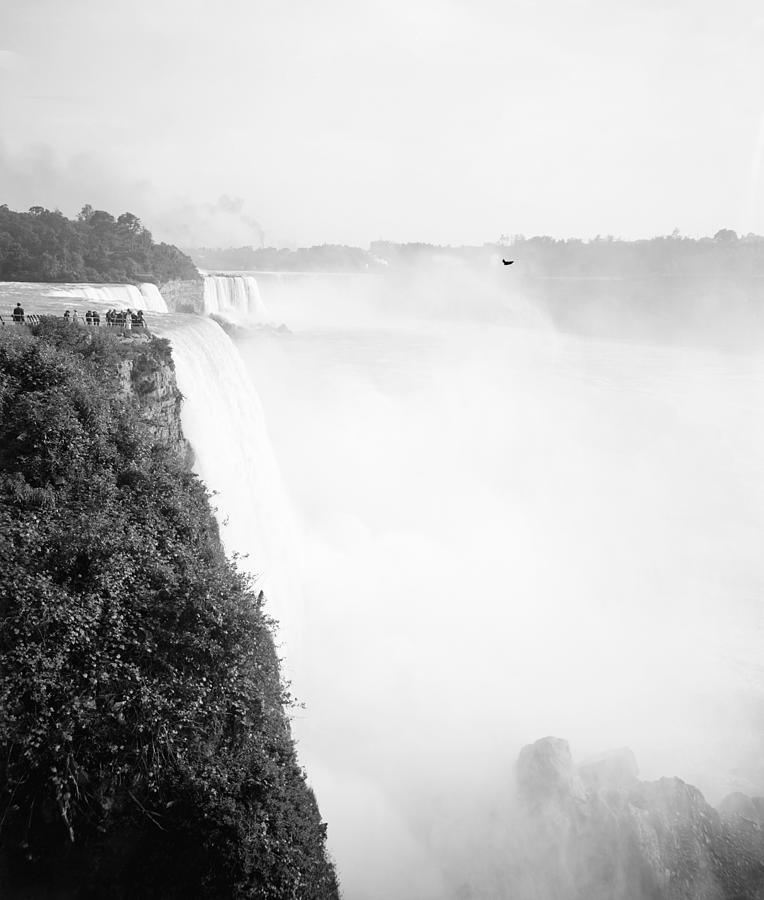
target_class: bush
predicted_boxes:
[0,205,200,284]
[0,327,338,898]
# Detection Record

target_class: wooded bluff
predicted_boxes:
[0,319,338,898]
[0,205,199,284]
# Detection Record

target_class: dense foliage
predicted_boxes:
[0,321,337,898]
[0,205,200,284]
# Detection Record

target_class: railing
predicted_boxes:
[1,314,44,326]
[2,314,148,329]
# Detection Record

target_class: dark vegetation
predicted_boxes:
[0,205,200,284]
[0,320,338,898]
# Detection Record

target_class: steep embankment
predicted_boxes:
[0,319,338,898]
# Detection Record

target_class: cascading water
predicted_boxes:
[138,283,168,312]
[9,270,764,897]
[233,272,764,899]
[153,314,301,647]
[45,282,169,312]
[202,274,269,322]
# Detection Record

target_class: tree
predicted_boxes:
[88,210,116,229]
[713,228,738,242]
[0,204,199,283]
[117,211,143,233]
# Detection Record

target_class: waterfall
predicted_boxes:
[202,274,269,322]
[45,282,169,312]
[154,314,301,643]
[138,283,168,312]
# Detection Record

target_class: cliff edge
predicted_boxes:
[0,318,338,898]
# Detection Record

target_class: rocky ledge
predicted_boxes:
[115,336,192,465]
[514,736,764,900]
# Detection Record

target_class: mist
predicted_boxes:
[0,142,265,247]
[224,264,764,897]
[3,0,764,892]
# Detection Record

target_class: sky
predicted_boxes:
[2,0,764,247]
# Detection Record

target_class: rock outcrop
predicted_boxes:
[159,278,204,313]
[513,737,764,900]
[116,340,192,465]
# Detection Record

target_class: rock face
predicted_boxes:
[158,278,204,313]
[116,342,192,465]
[517,736,587,808]
[513,737,764,900]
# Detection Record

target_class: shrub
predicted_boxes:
[0,327,338,898]
[0,205,200,283]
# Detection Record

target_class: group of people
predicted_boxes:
[104,308,146,328]
[5,302,147,330]
[61,308,146,328]
[62,309,101,325]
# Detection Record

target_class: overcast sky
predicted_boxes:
[2,0,764,247]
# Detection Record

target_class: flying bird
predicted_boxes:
[502,259,514,266]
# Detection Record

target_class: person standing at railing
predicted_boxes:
[12,303,24,324]
[72,310,79,324]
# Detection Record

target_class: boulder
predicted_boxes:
[516,736,586,808]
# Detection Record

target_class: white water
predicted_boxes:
[4,270,763,895]
[227,272,764,899]
[0,280,295,643]
[5,270,763,896]
[45,282,169,312]
[154,315,301,645]
[202,274,269,322]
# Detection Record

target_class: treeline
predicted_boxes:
[191,243,382,273]
[0,205,200,283]
[0,321,338,897]
[192,230,764,277]
[373,230,764,277]
[369,240,493,268]
[508,230,764,278]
